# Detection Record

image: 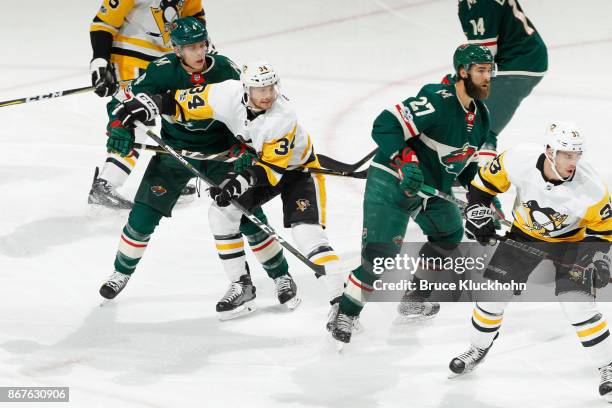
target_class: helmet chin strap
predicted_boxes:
[243,85,279,112]
[546,150,571,182]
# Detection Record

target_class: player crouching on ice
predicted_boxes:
[111,61,349,323]
[451,123,612,402]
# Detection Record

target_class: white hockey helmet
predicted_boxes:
[544,121,584,181]
[545,121,584,153]
[240,60,280,107]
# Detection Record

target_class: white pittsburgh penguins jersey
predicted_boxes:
[472,144,612,242]
[91,0,205,69]
[173,79,318,185]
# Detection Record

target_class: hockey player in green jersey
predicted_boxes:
[329,44,496,345]
[99,17,295,320]
[456,0,547,147]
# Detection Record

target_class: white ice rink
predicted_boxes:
[1,1,612,407]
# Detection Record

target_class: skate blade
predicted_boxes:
[335,340,347,353]
[447,368,475,379]
[284,296,302,310]
[218,301,257,321]
[393,313,437,325]
[353,320,364,334]
[99,299,113,307]
[87,204,125,217]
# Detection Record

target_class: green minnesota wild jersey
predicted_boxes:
[108,53,240,153]
[458,0,547,75]
[371,82,491,193]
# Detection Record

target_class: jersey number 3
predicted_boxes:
[275,137,295,156]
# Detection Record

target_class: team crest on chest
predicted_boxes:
[190,73,204,85]
[440,143,476,175]
[151,185,167,196]
[465,111,476,132]
[522,200,569,237]
[150,0,186,46]
[296,199,311,212]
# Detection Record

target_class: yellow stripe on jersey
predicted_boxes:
[114,35,172,53]
[183,1,205,20]
[580,188,612,242]
[312,172,327,226]
[110,55,150,77]
[255,125,298,186]
[471,152,511,197]
[94,0,135,31]
[90,22,118,35]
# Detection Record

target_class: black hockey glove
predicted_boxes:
[465,203,497,245]
[90,58,118,97]
[209,172,253,207]
[584,251,611,289]
[112,93,163,127]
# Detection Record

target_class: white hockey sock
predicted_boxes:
[561,299,612,368]
[470,302,506,349]
[209,204,246,282]
[99,150,139,188]
[292,223,346,300]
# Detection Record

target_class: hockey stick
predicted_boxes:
[132,143,368,178]
[133,121,326,276]
[132,143,232,161]
[317,148,378,173]
[0,85,95,108]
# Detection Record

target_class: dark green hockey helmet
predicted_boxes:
[170,17,208,46]
[453,43,495,74]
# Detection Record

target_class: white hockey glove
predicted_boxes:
[209,172,253,207]
[90,58,118,97]
[465,203,497,245]
[112,93,162,127]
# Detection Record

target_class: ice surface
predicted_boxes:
[1,1,611,407]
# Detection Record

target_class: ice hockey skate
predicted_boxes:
[175,181,197,206]
[99,271,131,300]
[448,344,493,378]
[599,363,612,402]
[88,167,133,210]
[326,296,364,335]
[273,274,301,310]
[331,310,359,351]
[394,290,440,324]
[216,274,257,321]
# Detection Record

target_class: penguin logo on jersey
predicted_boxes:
[296,199,311,212]
[440,143,476,175]
[150,0,185,46]
[522,200,569,236]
